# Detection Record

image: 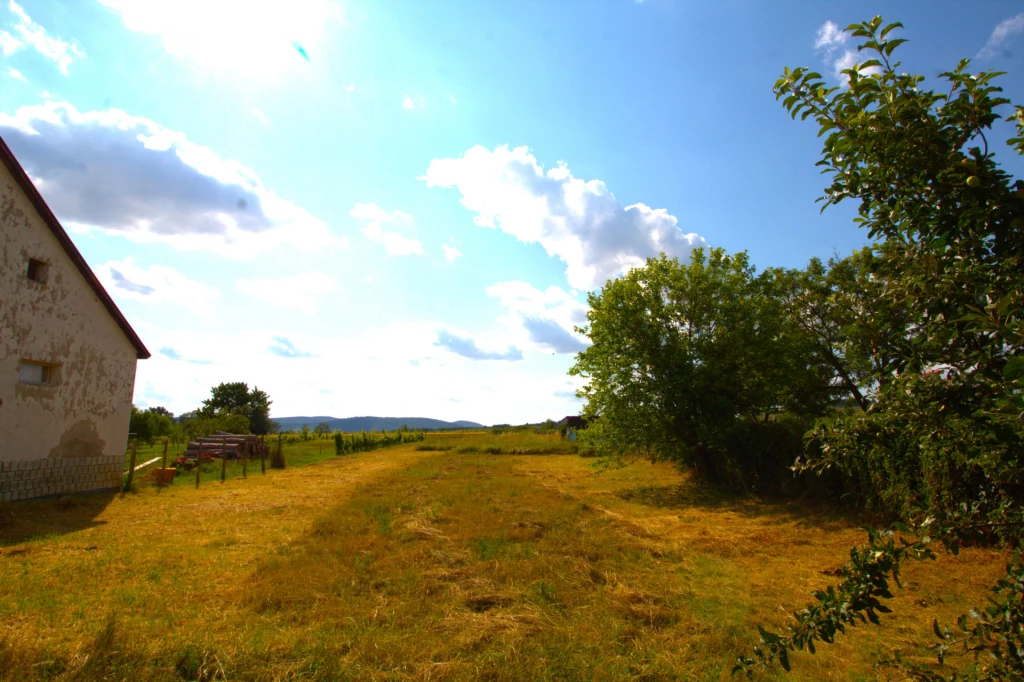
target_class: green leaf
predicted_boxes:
[1004,357,1024,382]
[882,38,908,56]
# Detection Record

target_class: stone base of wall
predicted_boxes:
[0,456,124,501]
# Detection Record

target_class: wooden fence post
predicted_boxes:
[260,437,266,475]
[243,451,248,479]
[125,438,138,490]
[221,454,227,483]
[162,438,169,469]
[196,448,202,489]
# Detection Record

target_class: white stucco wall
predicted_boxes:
[0,159,139,470]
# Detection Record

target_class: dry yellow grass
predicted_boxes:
[0,432,1007,681]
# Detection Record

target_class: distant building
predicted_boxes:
[559,415,591,441]
[0,135,149,501]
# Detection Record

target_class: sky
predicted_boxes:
[1,1,1023,425]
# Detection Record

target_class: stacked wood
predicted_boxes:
[183,433,268,460]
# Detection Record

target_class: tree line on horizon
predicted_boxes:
[129,382,273,446]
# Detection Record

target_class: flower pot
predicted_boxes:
[151,468,177,486]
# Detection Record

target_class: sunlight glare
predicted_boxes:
[99,0,341,78]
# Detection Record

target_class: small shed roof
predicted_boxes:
[0,134,150,359]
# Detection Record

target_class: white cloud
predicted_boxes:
[442,243,462,263]
[268,336,313,358]
[98,0,341,78]
[0,100,345,258]
[347,84,356,92]
[0,29,18,54]
[251,107,271,127]
[236,272,338,313]
[486,281,590,354]
[814,20,882,82]
[977,13,1024,59]
[94,257,221,316]
[815,20,847,50]
[401,93,425,110]
[6,66,25,82]
[435,329,522,361]
[350,202,423,256]
[131,318,582,425]
[0,1,84,74]
[422,145,707,290]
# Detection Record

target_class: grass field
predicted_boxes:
[0,431,1007,681]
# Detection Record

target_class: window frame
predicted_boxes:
[26,258,49,284]
[17,360,59,386]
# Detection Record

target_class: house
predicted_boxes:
[0,135,150,501]
[559,415,591,441]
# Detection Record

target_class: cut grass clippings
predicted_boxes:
[0,433,1008,681]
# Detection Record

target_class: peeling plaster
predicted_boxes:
[1,160,137,466]
[48,419,105,459]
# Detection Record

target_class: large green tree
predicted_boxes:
[571,247,836,492]
[736,17,1024,679]
[200,382,274,435]
[129,405,176,446]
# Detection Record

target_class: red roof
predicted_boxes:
[0,134,151,360]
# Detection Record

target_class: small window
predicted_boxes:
[18,361,56,385]
[26,258,48,284]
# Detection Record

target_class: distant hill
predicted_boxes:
[272,416,484,432]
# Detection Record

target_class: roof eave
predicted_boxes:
[0,134,151,360]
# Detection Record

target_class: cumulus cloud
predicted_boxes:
[442,243,462,263]
[486,281,590,354]
[351,202,423,256]
[814,19,882,82]
[401,93,425,110]
[977,14,1024,59]
[236,272,338,313]
[815,20,847,50]
[422,145,707,290]
[269,336,313,358]
[94,257,221,315]
[132,318,581,424]
[108,268,154,295]
[0,1,84,74]
[522,317,588,354]
[99,0,340,78]
[6,66,25,82]
[0,101,344,257]
[434,330,523,361]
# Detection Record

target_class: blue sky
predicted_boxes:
[2,0,1022,425]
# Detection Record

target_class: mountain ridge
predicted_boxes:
[272,416,484,432]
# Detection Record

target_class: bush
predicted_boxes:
[804,372,1021,520]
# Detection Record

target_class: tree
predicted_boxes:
[147,405,174,419]
[129,405,175,446]
[183,413,250,441]
[200,382,274,435]
[313,421,331,436]
[248,388,273,435]
[735,17,1024,679]
[571,248,836,492]
[775,249,914,411]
